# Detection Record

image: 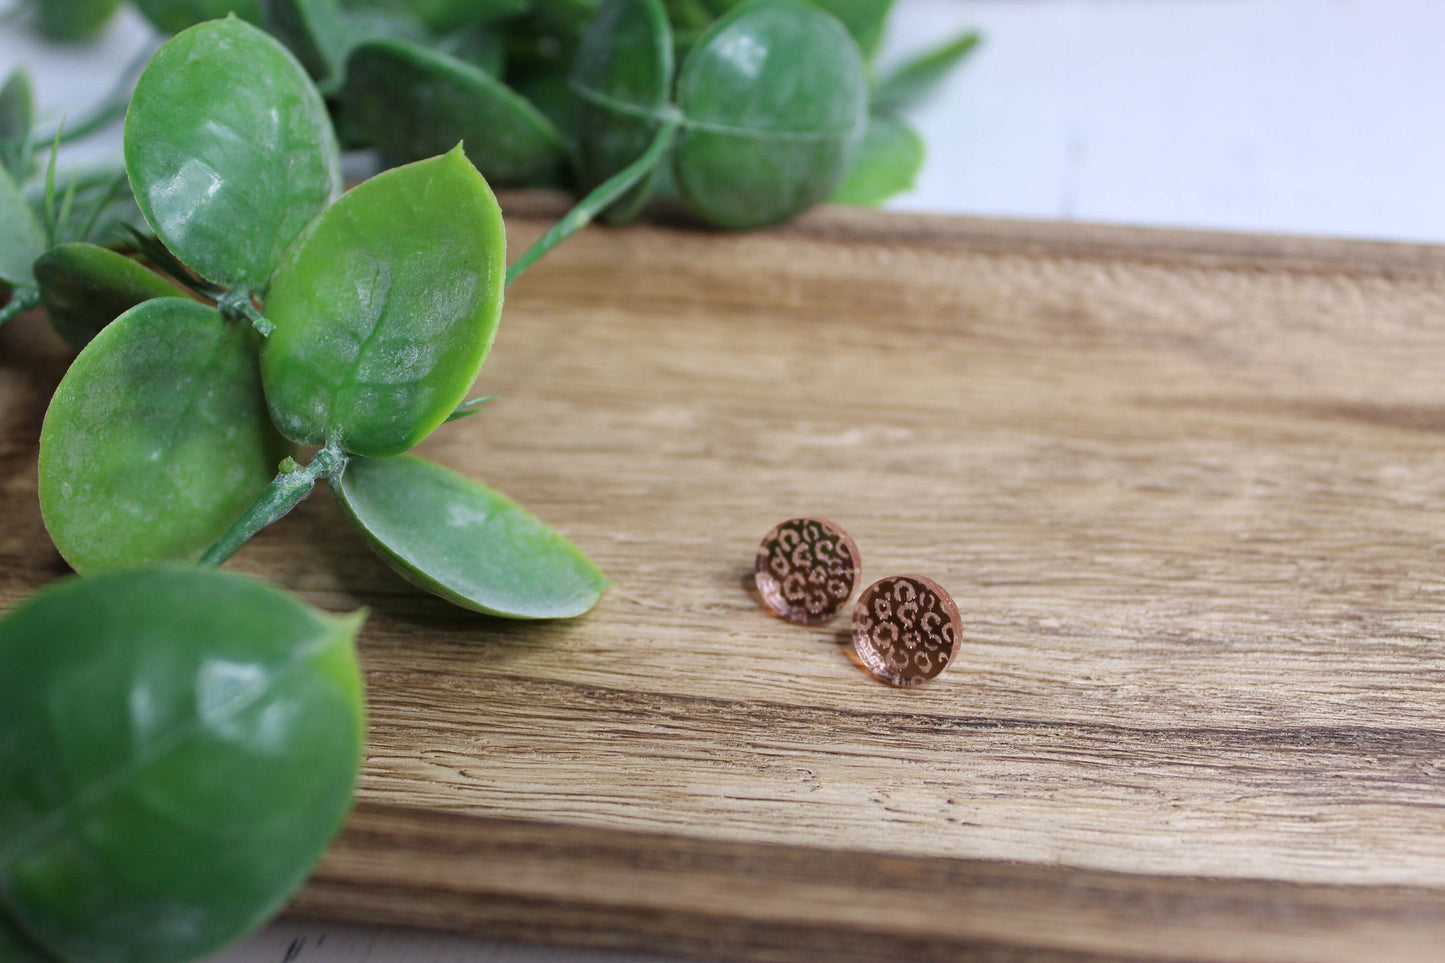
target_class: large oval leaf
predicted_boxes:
[39,298,287,574]
[570,0,673,223]
[0,164,43,288]
[672,0,867,228]
[0,566,364,963]
[259,0,356,86]
[344,38,569,186]
[132,0,263,33]
[124,17,341,291]
[34,242,184,351]
[261,147,505,457]
[332,455,608,618]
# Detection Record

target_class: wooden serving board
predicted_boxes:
[4,195,1445,962]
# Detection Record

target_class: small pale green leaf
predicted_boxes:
[132,0,263,33]
[262,147,505,457]
[0,164,44,287]
[124,18,341,290]
[34,242,185,350]
[39,298,288,574]
[571,0,674,223]
[0,566,364,963]
[332,455,608,618]
[345,38,568,185]
[829,112,922,206]
[871,30,979,115]
[673,0,868,228]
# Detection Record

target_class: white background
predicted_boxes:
[2,0,1442,961]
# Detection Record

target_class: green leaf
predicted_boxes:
[829,112,922,206]
[33,242,185,351]
[0,565,364,963]
[871,30,979,115]
[344,38,569,185]
[259,0,356,86]
[261,147,506,457]
[29,0,123,41]
[808,0,891,60]
[341,0,527,33]
[0,164,44,287]
[38,298,288,574]
[0,70,34,163]
[672,0,868,228]
[131,0,264,33]
[435,23,507,78]
[124,17,341,291]
[694,0,890,59]
[570,0,674,223]
[332,455,608,618]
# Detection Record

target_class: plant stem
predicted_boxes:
[505,113,681,287]
[217,288,275,337]
[199,444,348,566]
[0,287,41,327]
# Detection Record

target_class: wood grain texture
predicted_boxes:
[4,194,1445,961]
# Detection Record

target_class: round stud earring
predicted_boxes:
[851,575,961,687]
[754,518,861,624]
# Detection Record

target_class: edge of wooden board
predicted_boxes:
[497,190,1445,280]
[293,803,1445,963]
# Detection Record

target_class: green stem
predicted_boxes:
[217,288,274,337]
[199,444,348,566]
[0,286,40,327]
[505,113,681,287]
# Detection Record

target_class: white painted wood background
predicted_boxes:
[2,0,1443,960]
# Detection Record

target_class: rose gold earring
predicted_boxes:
[754,517,861,624]
[851,575,961,687]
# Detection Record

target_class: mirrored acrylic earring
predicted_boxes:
[754,517,860,624]
[851,575,961,687]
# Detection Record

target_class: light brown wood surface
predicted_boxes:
[4,194,1445,961]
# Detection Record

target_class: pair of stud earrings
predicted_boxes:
[753,518,962,688]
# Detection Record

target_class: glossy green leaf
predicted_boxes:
[124,18,341,291]
[345,38,568,185]
[672,0,867,228]
[870,30,979,115]
[39,298,287,574]
[260,0,355,86]
[34,242,184,351]
[0,165,44,287]
[571,0,674,223]
[0,566,364,963]
[700,0,890,58]
[342,0,526,33]
[829,112,922,206]
[132,0,263,33]
[332,455,608,618]
[29,0,123,42]
[262,147,505,457]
